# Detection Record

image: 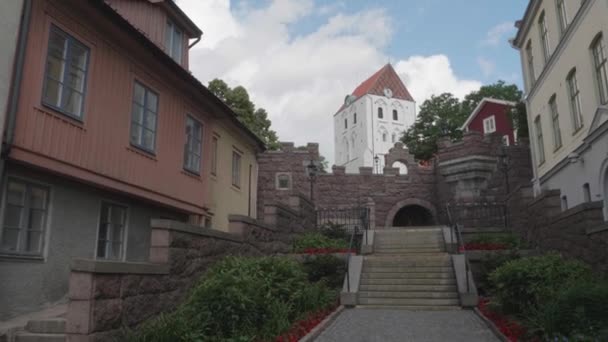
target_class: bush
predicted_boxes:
[469,232,525,249]
[525,279,608,340]
[478,251,521,294]
[125,256,337,342]
[318,222,349,241]
[293,232,348,252]
[302,255,345,289]
[489,253,592,315]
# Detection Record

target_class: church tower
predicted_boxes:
[334,64,416,173]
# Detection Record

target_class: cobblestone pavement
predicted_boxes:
[314,308,500,342]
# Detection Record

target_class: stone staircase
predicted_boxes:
[13,319,65,342]
[358,228,460,309]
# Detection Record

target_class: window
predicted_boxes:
[232,151,242,188]
[382,132,387,142]
[393,109,398,121]
[96,202,127,260]
[276,173,292,190]
[211,136,218,175]
[556,0,569,36]
[391,133,396,143]
[130,82,158,153]
[561,195,568,211]
[483,115,496,134]
[353,113,357,124]
[502,135,510,146]
[42,25,89,119]
[549,95,562,149]
[165,20,183,63]
[526,40,536,86]
[1,179,49,256]
[566,69,583,132]
[539,12,551,63]
[534,115,545,164]
[591,34,608,104]
[184,116,202,173]
[344,118,347,129]
[583,183,591,202]
[378,107,383,119]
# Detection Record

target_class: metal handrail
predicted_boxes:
[446,204,470,293]
[345,225,358,292]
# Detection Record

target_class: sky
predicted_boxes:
[176,0,529,165]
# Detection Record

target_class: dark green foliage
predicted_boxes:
[489,253,592,315]
[478,251,521,294]
[460,81,523,117]
[208,79,280,150]
[303,255,345,289]
[470,232,526,249]
[125,256,336,342]
[293,232,348,252]
[318,223,349,241]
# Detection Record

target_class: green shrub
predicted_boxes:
[293,232,348,252]
[120,312,203,342]
[489,253,592,315]
[318,222,349,241]
[302,255,346,289]
[525,279,608,340]
[478,251,521,294]
[470,232,525,249]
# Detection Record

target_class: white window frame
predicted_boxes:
[535,116,545,165]
[275,172,292,190]
[538,12,551,63]
[591,34,608,105]
[556,0,568,37]
[211,135,219,176]
[567,69,583,132]
[130,81,159,153]
[526,40,536,87]
[95,201,128,261]
[232,150,242,188]
[184,115,203,174]
[165,20,183,63]
[502,135,510,146]
[483,115,496,134]
[549,95,562,150]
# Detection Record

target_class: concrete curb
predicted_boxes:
[299,306,345,342]
[473,308,509,342]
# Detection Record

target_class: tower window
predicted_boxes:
[354,113,357,124]
[583,183,591,202]
[393,110,398,121]
[378,107,383,119]
[344,118,347,129]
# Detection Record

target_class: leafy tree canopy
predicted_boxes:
[401,81,527,160]
[208,79,280,150]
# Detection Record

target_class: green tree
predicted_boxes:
[208,79,280,150]
[461,80,523,116]
[401,93,464,160]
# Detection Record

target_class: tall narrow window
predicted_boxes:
[211,136,218,175]
[583,183,591,203]
[566,69,583,132]
[378,107,383,119]
[96,203,127,260]
[382,132,387,142]
[392,109,398,121]
[391,133,396,143]
[42,25,89,119]
[561,196,568,211]
[184,116,202,174]
[591,34,608,104]
[353,113,357,124]
[534,116,545,164]
[526,40,536,86]
[165,20,183,63]
[549,95,562,150]
[1,179,49,255]
[483,116,496,134]
[232,151,242,188]
[556,0,568,36]
[344,118,348,129]
[539,12,551,63]
[130,82,158,153]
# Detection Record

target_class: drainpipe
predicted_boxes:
[188,36,201,49]
[1,0,32,183]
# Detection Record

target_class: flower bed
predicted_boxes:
[459,242,508,251]
[302,248,356,255]
[275,302,340,342]
[478,298,526,341]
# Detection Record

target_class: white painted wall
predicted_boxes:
[0,0,24,137]
[334,94,415,173]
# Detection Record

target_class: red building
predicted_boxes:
[461,98,517,145]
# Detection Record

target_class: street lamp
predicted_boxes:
[374,155,380,174]
[306,159,318,202]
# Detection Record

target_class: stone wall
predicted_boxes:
[507,186,608,272]
[65,199,311,341]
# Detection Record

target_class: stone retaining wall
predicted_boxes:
[66,199,310,341]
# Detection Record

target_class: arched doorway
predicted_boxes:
[392,161,408,175]
[392,205,434,227]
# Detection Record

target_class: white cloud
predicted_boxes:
[482,22,515,47]
[477,56,496,77]
[176,0,481,166]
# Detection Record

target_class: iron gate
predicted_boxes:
[315,207,370,233]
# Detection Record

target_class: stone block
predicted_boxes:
[91,299,122,332]
[69,272,93,300]
[340,292,357,307]
[66,300,92,334]
[93,275,121,299]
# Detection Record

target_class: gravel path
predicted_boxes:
[314,308,500,342]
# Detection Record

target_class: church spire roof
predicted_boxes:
[336,63,415,113]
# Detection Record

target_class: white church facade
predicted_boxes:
[334,64,416,174]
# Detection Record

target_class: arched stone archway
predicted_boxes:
[384,198,437,228]
[392,161,408,175]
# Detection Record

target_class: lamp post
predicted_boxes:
[374,155,380,174]
[306,159,318,202]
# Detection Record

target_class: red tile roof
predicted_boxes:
[336,64,415,114]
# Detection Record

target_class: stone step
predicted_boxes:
[25,319,66,334]
[359,284,458,292]
[356,305,461,311]
[362,266,454,273]
[358,297,460,306]
[15,333,65,342]
[360,278,457,286]
[374,243,444,248]
[361,272,455,280]
[359,291,459,299]
[375,247,444,252]
[374,251,446,256]
[364,259,451,267]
